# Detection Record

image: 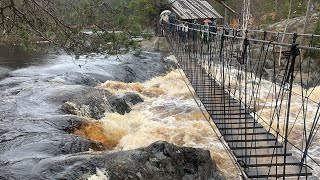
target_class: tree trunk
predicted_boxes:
[300,0,313,58]
[241,0,250,34]
[278,0,293,66]
[275,0,278,21]
[302,0,313,36]
[225,7,228,26]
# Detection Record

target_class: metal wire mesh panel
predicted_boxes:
[162,20,320,179]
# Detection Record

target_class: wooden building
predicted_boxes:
[166,0,223,20]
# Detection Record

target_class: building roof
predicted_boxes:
[167,0,223,20]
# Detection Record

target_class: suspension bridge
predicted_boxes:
[162,20,320,179]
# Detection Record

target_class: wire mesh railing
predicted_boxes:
[162,20,320,179]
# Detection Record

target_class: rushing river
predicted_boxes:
[78,66,320,179]
[0,46,319,179]
[76,69,240,179]
[0,47,239,179]
[1,47,204,179]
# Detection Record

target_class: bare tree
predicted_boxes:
[0,0,68,41]
[241,0,250,31]
[0,0,157,55]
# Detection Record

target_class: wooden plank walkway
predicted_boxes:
[178,55,313,179]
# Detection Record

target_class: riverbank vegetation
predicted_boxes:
[1,0,319,55]
[0,0,165,54]
[209,0,320,27]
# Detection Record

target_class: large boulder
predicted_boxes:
[31,141,224,180]
[58,87,131,119]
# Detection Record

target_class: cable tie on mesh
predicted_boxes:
[237,160,248,169]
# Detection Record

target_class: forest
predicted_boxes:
[0,0,165,54]
[0,0,319,54]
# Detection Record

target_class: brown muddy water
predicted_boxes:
[76,69,240,179]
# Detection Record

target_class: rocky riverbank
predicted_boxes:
[0,50,225,179]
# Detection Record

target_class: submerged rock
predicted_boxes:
[31,141,224,180]
[63,72,101,87]
[121,92,144,106]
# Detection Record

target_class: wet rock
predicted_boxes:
[113,65,137,83]
[111,52,177,83]
[0,67,10,80]
[45,86,107,119]
[59,87,132,118]
[31,141,224,180]
[64,101,92,118]
[0,115,106,180]
[164,56,178,71]
[121,92,144,106]
[107,94,131,115]
[63,72,100,87]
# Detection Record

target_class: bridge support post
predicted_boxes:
[242,30,250,166]
[283,33,300,179]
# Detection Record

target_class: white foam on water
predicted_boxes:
[79,67,320,178]
[88,168,109,180]
[77,70,239,179]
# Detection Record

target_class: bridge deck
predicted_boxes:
[179,55,313,179]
